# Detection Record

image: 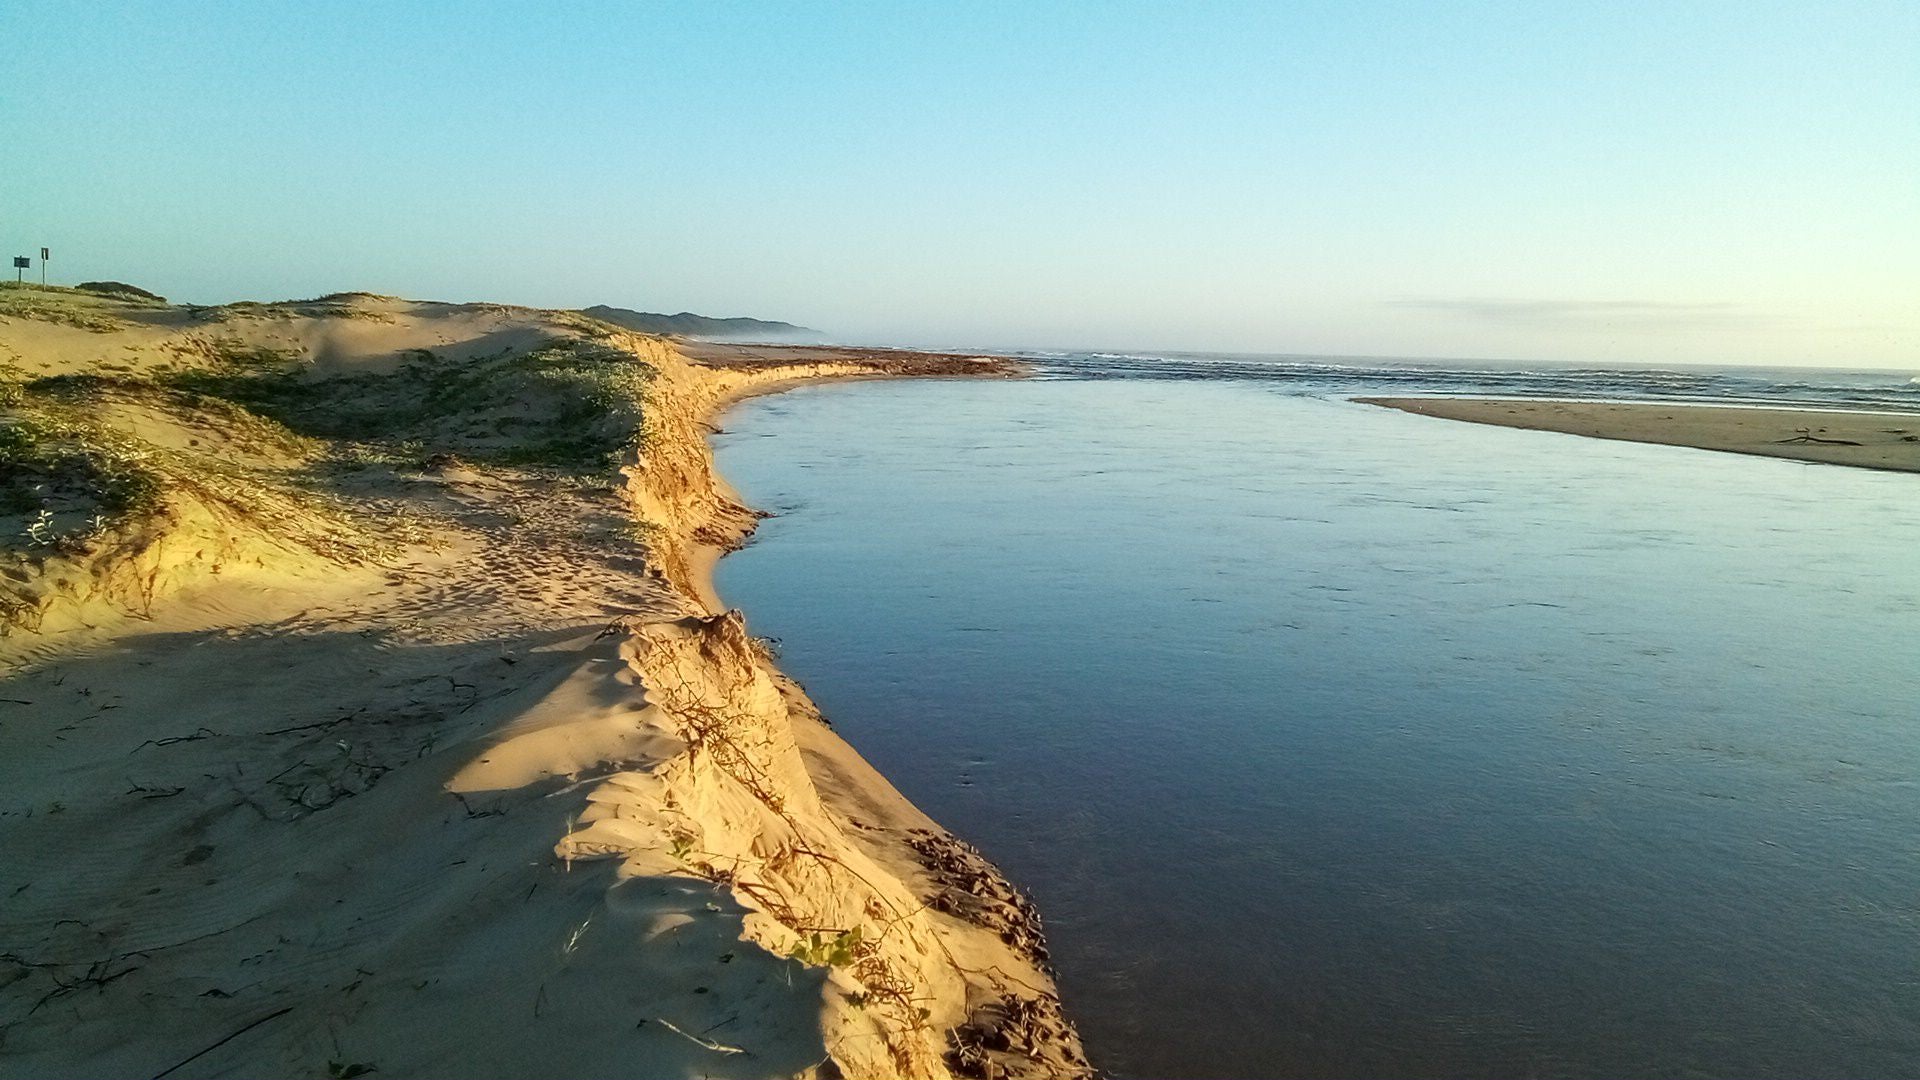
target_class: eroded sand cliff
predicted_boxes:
[0,287,1087,1079]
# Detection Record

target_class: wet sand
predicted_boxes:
[1361,397,1920,473]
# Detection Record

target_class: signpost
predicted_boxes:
[11,257,26,283]
[39,248,48,285]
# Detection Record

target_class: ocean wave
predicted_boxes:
[1031,353,1920,412]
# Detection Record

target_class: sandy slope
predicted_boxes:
[1361,397,1920,473]
[0,292,1085,1079]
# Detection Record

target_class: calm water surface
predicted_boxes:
[712,378,1920,1079]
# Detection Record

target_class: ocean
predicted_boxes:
[712,356,1920,1077]
[1020,351,1920,412]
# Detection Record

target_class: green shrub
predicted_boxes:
[74,281,167,303]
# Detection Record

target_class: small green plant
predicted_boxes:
[788,926,862,968]
[23,509,55,546]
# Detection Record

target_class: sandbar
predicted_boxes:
[1361,397,1920,473]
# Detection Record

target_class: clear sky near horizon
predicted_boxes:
[1,2,1914,367]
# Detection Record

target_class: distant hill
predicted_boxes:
[581,305,824,342]
[74,280,167,302]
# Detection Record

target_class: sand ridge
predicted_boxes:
[0,292,1084,1079]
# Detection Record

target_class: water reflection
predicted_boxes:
[715,379,1920,1079]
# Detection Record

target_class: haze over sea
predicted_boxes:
[715,356,1920,1078]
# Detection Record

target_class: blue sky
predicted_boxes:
[2,1,1914,365]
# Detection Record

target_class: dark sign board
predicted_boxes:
[11,257,27,269]
[40,248,49,261]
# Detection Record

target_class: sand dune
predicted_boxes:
[0,289,1082,1079]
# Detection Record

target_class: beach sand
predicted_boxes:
[1361,397,1920,473]
[0,289,1083,1079]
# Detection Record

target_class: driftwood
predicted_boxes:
[1775,427,1861,446]
[148,1006,294,1079]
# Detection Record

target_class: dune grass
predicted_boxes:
[3,361,363,560]
[2,295,652,583]
[160,335,655,470]
[0,282,135,333]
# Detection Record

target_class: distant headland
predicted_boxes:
[582,304,824,342]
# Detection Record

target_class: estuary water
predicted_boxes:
[711,372,1920,1078]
